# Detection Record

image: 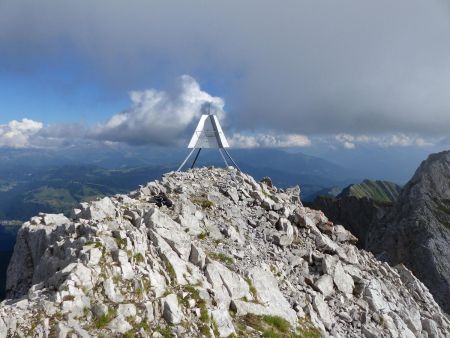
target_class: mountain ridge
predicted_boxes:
[338,180,401,204]
[1,167,448,337]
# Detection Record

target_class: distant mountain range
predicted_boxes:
[0,147,363,225]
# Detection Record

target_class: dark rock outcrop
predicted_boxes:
[308,195,392,248]
[367,151,450,314]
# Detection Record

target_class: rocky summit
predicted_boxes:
[1,167,449,338]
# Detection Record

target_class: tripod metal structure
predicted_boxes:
[177,110,240,172]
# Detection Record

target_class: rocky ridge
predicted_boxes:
[367,151,450,315]
[1,167,449,337]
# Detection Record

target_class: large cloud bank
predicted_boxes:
[1,76,312,149]
[1,0,450,139]
[2,75,447,150]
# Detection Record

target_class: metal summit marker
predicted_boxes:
[177,105,240,171]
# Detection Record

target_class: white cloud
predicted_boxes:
[90,75,225,145]
[334,133,436,149]
[0,119,90,149]
[229,133,311,148]
[0,118,43,148]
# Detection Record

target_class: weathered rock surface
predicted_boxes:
[1,167,449,337]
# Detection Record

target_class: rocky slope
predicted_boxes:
[1,168,449,337]
[367,151,450,315]
[307,180,400,247]
[307,196,392,249]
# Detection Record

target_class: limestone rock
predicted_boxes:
[314,274,334,298]
[79,197,116,221]
[211,309,235,337]
[333,261,354,295]
[163,294,183,325]
[189,244,206,269]
[312,293,333,330]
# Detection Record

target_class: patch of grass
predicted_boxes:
[262,316,290,333]
[182,284,210,335]
[295,327,321,338]
[94,308,117,329]
[200,306,209,323]
[123,331,134,338]
[136,287,144,298]
[177,293,189,308]
[182,285,208,322]
[263,329,280,338]
[199,324,212,337]
[142,277,151,291]
[237,314,300,338]
[140,321,150,332]
[192,197,214,209]
[123,320,151,338]
[245,277,258,302]
[156,326,174,338]
[165,261,177,283]
[208,252,234,266]
[212,319,220,337]
[197,231,209,240]
[134,253,145,263]
[115,237,127,249]
[112,275,121,285]
[53,311,64,321]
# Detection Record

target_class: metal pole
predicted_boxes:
[218,148,229,167]
[191,148,202,169]
[177,148,196,172]
[222,148,241,172]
